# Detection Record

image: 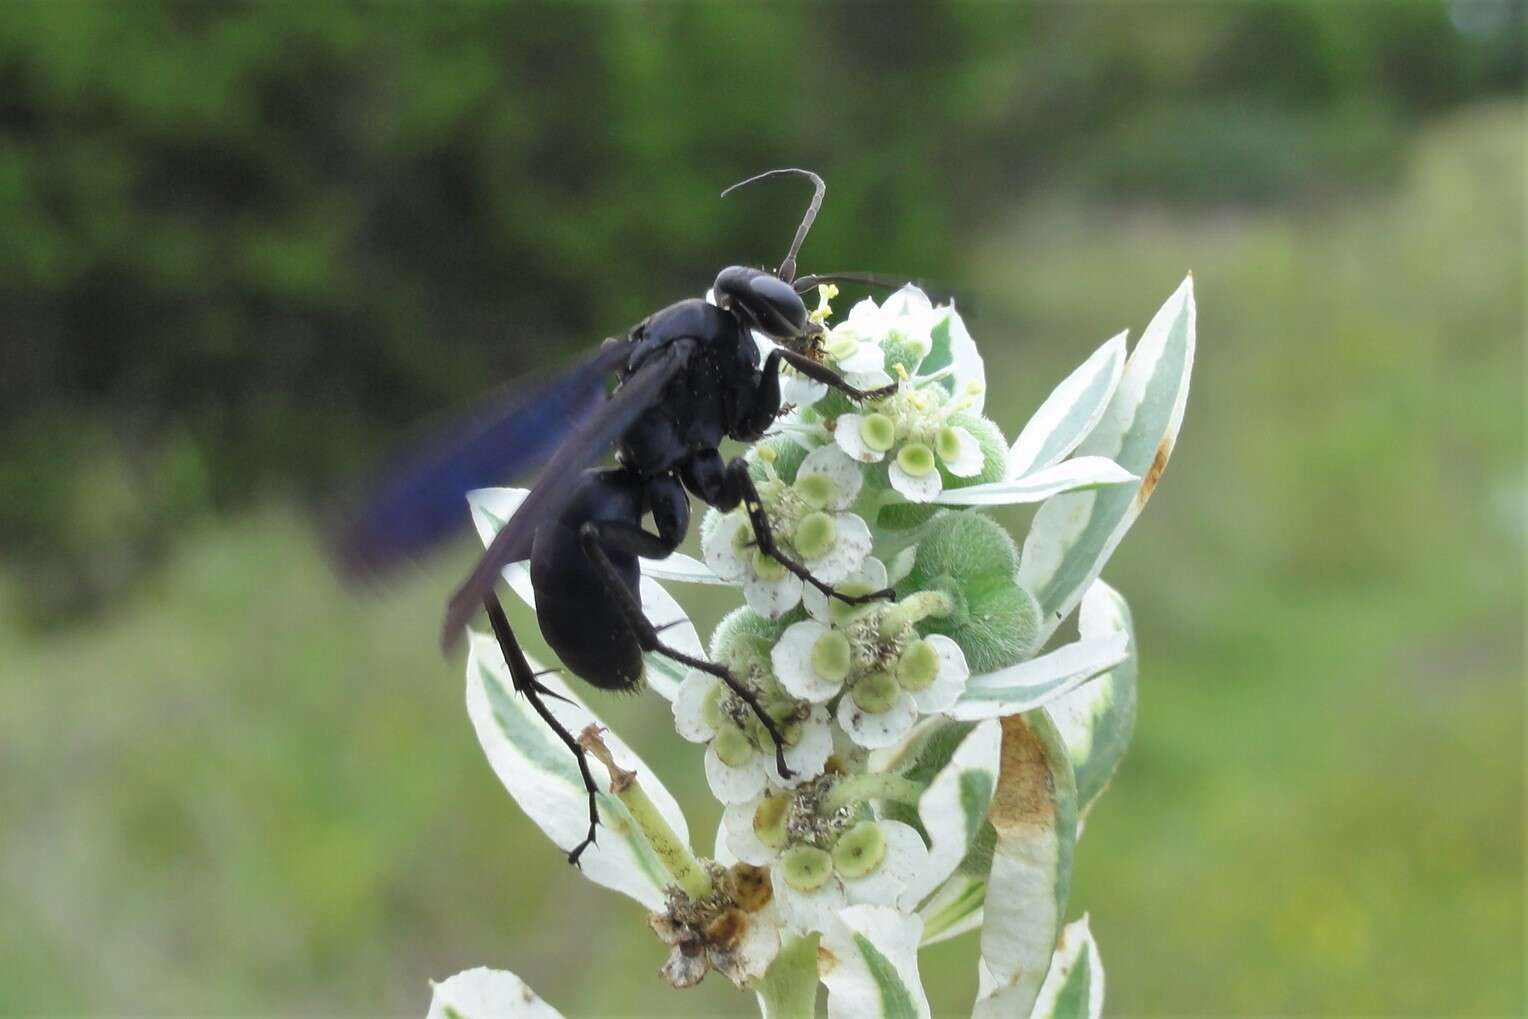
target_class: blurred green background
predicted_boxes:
[1,3,1522,1016]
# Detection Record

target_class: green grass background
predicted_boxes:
[2,103,1521,1016]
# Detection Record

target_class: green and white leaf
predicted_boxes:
[1007,331,1127,479]
[427,967,564,1019]
[465,633,690,911]
[970,711,1079,1019]
[820,906,931,1019]
[466,487,697,701]
[1045,581,1137,818]
[903,719,1001,906]
[1024,914,1105,1019]
[930,456,1135,507]
[639,550,726,585]
[1019,275,1195,641]
[950,629,1129,721]
[755,933,822,1019]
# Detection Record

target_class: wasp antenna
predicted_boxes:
[720,168,825,286]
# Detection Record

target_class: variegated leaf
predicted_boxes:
[931,456,1135,507]
[1028,915,1105,1019]
[972,711,1079,1019]
[904,720,1001,908]
[820,906,931,1019]
[950,630,1129,721]
[465,633,690,911]
[1045,581,1137,818]
[1019,275,1195,641]
[1007,331,1128,479]
[427,967,564,1019]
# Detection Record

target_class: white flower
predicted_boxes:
[833,383,985,503]
[701,446,873,618]
[770,818,928,934]
[802,556,889,626]
[672,671,834,802]
[834,634,971,749]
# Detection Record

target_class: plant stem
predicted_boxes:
[579,726,713,900]
[825,771,926,811]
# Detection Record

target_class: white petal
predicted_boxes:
[836,339,886,376]
[712,903,784,989]
[776,709,835,785]
[797,444,865,510]
[803,512,872,585]
[744,570,805,619]
[428,967,564,1019]
[705,743,769,804]
[908,635,970,714]
[844,296,886,330]
[702,512,752,580]
[771,621,843,703]
[889,459,944,502]
[940,425,985,478]
[839,819,927,910]
[782,374,829,408]
[722,800,780,866]
[882,284,933,320]
[832,414,885,463]
[942,305,986,416]
[804,556,888,623]
[836,689,920,749]
[465,487,530,550]
[845,367,894,391]
[772,867,849,934]
[672,670,720,743]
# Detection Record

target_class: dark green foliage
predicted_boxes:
[0,2,1518,621]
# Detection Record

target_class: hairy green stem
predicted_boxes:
[579,726,713,900]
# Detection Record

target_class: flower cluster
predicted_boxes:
[443,276,1196,1018]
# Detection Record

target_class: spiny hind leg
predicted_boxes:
[576,519,795,780]
[482,593,599,867]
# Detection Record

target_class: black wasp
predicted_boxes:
[339,169,899,865]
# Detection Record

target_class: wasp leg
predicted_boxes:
[482,593,600,867]
[575,521,795,781]
[771,347,898,402]
[690,453,896,610]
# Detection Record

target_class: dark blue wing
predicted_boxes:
[440,336,698,648]
[335,342,632,578]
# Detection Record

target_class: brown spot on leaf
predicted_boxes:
[816,945,839,975]
[705,907,749,953]
[987,715,1056,832]
[725,862,774,912]
[1134,436,1173,510]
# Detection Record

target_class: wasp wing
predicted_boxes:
[440,336,699,649]
[335,341,633,579]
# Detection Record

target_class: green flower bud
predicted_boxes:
[713,723,755,767]
[895,510,1040,672]
[851,671,901,714]
[882,333,932,377]
[708,607,789,671]
[896,639,940,691]
[859,413,896,453]
[780,845,834,892]
[793,511,837,560]
[753,794,791,849]
[831,821,887,878]
[810,630,852,683]
[747,436,808,485]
